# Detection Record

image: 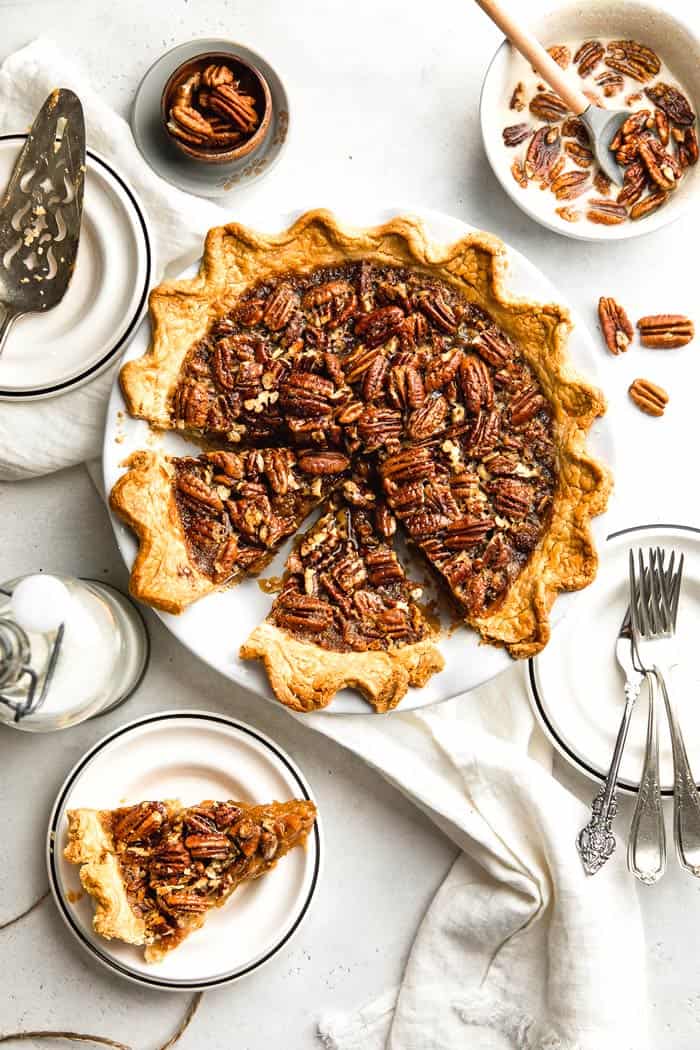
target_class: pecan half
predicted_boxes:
[525,126,561,179]
[595,70,624,97]
[529,91,568,122]
[444,516,494,550]
[201,64,235,89]
[586,199,628,225]
[593,170,612,196]
[414,289,458,332]
[168,105,213,144]
[407,395,448,440]
[628,377,668,416]
[502,123,531,147]
[637,314,694,349]
[551,170,589,200]
[354,306,404,347]
[605,40,660,82]
[561,116,589,144]
[654,109,670,146]
[460,354,494,413]
[598,297,634,355]
[564,141,593,168]
[645,82,695,126]
[177,472,224,512]
[276,593,333,632]
[574,40,604,77]
[629,189,668,220]
[263,284,299,330]
[209,83,258,132]
[616,161,647,207]
[491,478,532,519]
[303,280,357,328]
[638,137,680,191]
[510,387,545,425]
[297,451,351,474]
[473,327,513,366]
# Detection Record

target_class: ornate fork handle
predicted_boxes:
[577,681,640,875]
[627,672,666,883]
[656,667,700,876]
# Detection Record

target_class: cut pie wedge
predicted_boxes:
[64,797,317,962]
[109,446,349,614]
[240,488,445,712]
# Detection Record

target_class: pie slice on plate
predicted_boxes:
[64,797,317,962]
[240,486,444,712]
[114,209,611,669]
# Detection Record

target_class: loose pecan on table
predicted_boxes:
[628,378,668,416]
[637,315,694,348]
[598,297,634,355]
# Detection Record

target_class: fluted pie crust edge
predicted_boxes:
[116,209,612,659]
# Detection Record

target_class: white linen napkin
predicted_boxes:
[311,669,648,1050]
[0,38,224,481]
[1,40,648,1050]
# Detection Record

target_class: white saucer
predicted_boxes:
[0,136,151,401]
[529,524,700,795]
[131,39,290,199]
[103,205,615,714]
[47,711,321,990]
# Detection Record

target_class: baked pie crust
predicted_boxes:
[64,797,316,961]
[114,209,611,667]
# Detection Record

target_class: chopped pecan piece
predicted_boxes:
[616,162,647,207]
[574,40,604,77]
[637,315,694,349]
[586,198,628,225]
[561,116,589,144]
[654,109,670,146]
[593,170,612,197]
[645,82,695,125]
[606,40,660,82]
[547,44,571,68]
[598,297,634,355]
[509,82,526,111]
[529,91,568,122]
[511,158,528,189]
[638,137,680,191]
[628,377,668,416]
[502,123,531,147]
[555,206,580,223]
[525,127,561,179]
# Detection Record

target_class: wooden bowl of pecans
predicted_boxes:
[161,51,272,163]
[479,0,700,241]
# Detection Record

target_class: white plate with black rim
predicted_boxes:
[528,524,700,796]
[47,710,322,991]
[103,205,615,713]
[0,136,151,401]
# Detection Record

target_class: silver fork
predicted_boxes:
[630,548,700,875]
[627,553,665,884]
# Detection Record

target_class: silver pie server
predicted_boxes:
[0,88,86,356]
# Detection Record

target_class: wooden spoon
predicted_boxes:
[475,0,628,185]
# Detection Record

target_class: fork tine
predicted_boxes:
[655,547,673,630]
[629,549,642,639]
[637,549,650,635]
[648,547,669,633]
[670,552,685,629]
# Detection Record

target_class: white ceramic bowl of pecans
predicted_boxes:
[480,0,700,240]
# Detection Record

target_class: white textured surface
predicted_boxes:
[1,1,700,1047]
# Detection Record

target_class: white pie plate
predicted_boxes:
[0,135,151,400]
[528,524,700,795]
[47,711,322,990]
[103,205,615,713]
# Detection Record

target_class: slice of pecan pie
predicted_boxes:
[116,210,611,661]
[64,797,316,961]
[240,487,444,712]
[110,446,349,614]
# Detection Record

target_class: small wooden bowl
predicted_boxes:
[161,50,272,164]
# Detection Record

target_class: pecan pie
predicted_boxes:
[64,797,316,961]
[115,211,610,674]
[241,489,444,711]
